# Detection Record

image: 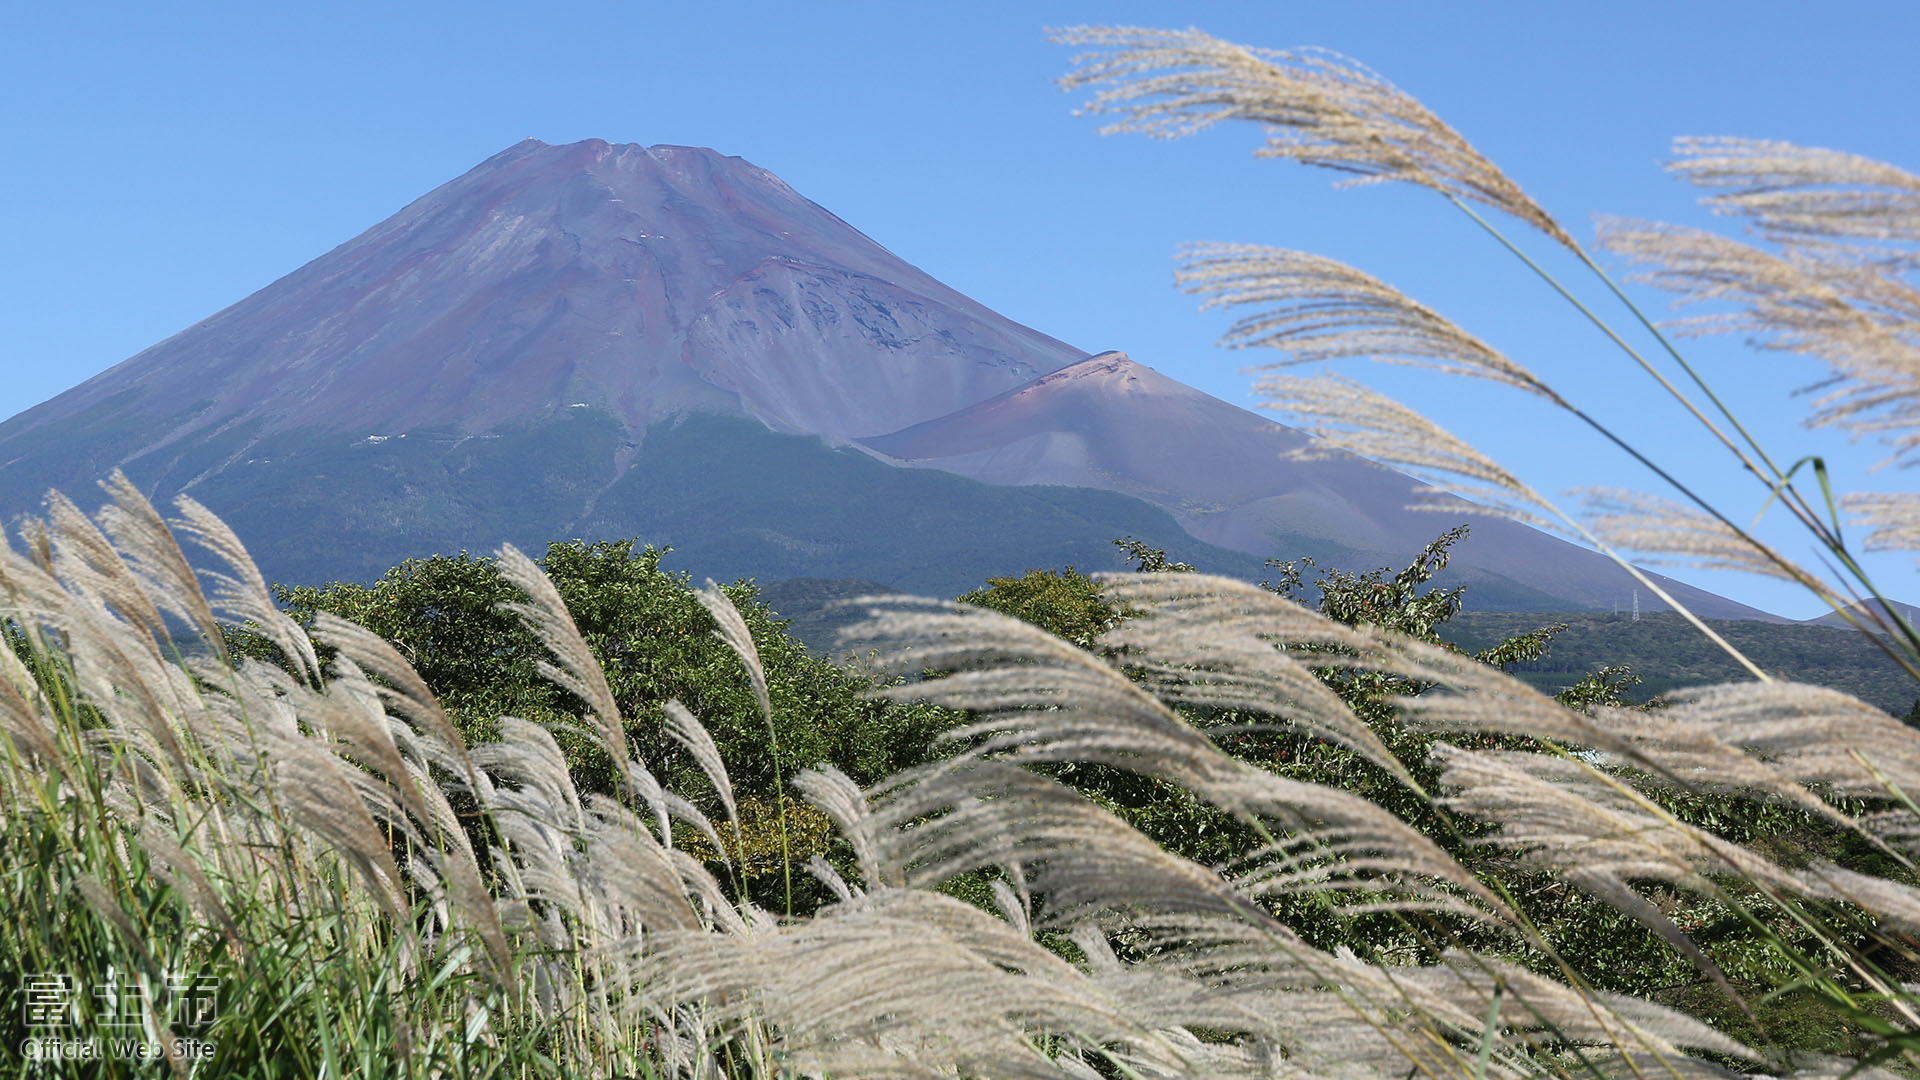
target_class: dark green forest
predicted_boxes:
[758,571,1917,717]
[1442,610,1918,717]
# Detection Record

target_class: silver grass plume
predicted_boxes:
[471,716,586,838]
[1429,743,1807,989]
[1400,952,1760,1065]
[1516,695,1861,836]
[0,531,199,780]
[1578,487,1810,581]
[657,788,728,864]
[804,852,855,904]
[843,595,1273,799]
[305,654,522,989]
[1356,632,1634,748]
[621,755,676,851]
[1036,905,1744,1077]
[1844,491,1920,554]
[855,757,1272,924]
[1094,571,1422,788]
[170,495,322,685]
[693,580,792,909]
[662,699,738,829]
[1596,215,1920,465]
[1433,744,1805,892]
[1089,576,1811,941]
[1653,681,1920,820]
[627,887,1209,1080]
[0,636,61,767]
[1790,1060,1912,1080]
[1177,243,1566,403]
[403,764,515,986]
[575,796,709,937]
[1434,731,1920,925]
[1054,26,1574,248]
[1253,371,1567,531]
[695,581,771,728]
[275,653,436,833]
[265,731,412,923]
[136,818,243,949]
[43,489,175,656]
[15,517,52,576]
[496,543,631,798]
[791,764,887,889]
[1671,136,1920,254]
[468,718,619,979]
[471,716,600,975]
[843,593,1517,926]
[311,611,476,786]
[1384,642,1895,984]
[848,594,1329,795]
[1433,736,1920,1030]
[1143,934,1762,1072]
[1250,376,1773,677]
[92,471,224,650]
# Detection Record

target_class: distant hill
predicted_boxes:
[758,581,1914,716]
[755,577,897,664]
[1445,611,1917,717]
[1805,597,1920,629]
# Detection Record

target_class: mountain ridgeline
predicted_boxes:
[0,139,1776,614]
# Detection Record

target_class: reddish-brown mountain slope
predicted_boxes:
[1,139,1084,458]
[862,352,1777,619]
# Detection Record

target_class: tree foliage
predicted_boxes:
[956,567,1117,650]
[956,529,1891,1026]
[235,540,952,807]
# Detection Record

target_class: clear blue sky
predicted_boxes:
[5,1,1916,618]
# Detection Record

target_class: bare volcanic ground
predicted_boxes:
[0,139,1086,490]
[861,352,1778,620]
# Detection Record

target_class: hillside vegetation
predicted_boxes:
[761,580,1920,718]
[6,479,1913,1077]
[1445,611,1919,716]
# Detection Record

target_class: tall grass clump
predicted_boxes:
[0,478,783,1077]
[1046,19,1920,1070]
[10,464,1913,1078]
[1052,26,1919,669]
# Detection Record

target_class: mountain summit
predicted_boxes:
[9,139,1079,452]
[0,139,1774,615]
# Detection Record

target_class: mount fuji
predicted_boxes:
[0,138,1774,616]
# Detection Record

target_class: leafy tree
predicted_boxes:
[959,528,1520,847]
[233,540,955,892]
[1112,536,1194,574]
[957,530,1869,1005]
[956,568,1117,649]
[1265,525,1472,643]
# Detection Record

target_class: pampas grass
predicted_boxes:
[5,468,1911,1077]
[1047,18,1920,1075]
